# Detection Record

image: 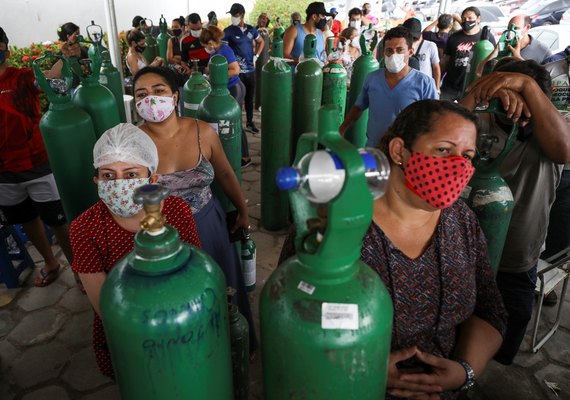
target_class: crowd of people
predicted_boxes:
[1,1,570,398]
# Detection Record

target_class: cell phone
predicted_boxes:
[226,210,246,242]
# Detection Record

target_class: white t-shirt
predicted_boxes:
[415,39,440,78]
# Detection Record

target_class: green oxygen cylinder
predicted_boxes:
[543,54,570,111]
[86,20,107,63]
[99,50,126,123]
[197,55,242,212]
[463,26,495,92]
[32,53,99,221]
[498,24,518,59]
[261,106,393,399]
[157,15,171,62]
[345,26,379,148]
[70,36,120,139]
[240,230,256,292]
[142,19,159,64]
[183,60,212,118]
[99,184,233,400]
[322,54,348,129]
[464,100,518,275]
[292,34,323,158]
[260,32,292,231]
[326,36,335,56]
[254,28,270,110]
[229,303,249,400]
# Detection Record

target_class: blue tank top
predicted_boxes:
[291,24,326,63]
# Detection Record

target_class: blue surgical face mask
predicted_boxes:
[0,50,6,65]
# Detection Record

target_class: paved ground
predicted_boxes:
[1,110,570,399]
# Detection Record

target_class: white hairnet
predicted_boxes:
[93,123,159,174]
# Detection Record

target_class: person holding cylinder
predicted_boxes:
[70,123,202,378]
[132,66,257,352]
[281,100,507,399]
[125,29,163,76]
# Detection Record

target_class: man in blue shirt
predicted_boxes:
[340,26,438,147]
[224,3,265,134]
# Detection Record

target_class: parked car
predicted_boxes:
[529,25,570,55]
[519,0,570,27]
[559,8,570,25]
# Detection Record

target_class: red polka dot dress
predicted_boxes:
[70,196,201,379]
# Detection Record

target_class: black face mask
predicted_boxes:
[172,28,182,37]
[315,17,327,30]
[462,20,477,32]
[363,8,370,15]
[292,19,300,25]
[135,44,146,53]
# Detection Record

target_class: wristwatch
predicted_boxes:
[456,359,476,392]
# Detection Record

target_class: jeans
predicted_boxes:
[494,265,537,365]
[229,80,250,159]
[542,169,570,259]
[239,71,255,124]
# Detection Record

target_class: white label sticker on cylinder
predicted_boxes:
[297,281,315,295]
[209,123,219,135]
[99,76,108,85]
[321,303,359,330]
[184,102,199,110]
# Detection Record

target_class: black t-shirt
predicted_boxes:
[442,29,496,91]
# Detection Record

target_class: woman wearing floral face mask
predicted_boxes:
[281,100,507,399]
[132,66,257,353]
[70,123,202,378]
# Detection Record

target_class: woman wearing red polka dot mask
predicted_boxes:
[69,123,201,379]
[372,100,505,397]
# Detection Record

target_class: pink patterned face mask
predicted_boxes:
[135,95,176,123]
[98,178,150,217]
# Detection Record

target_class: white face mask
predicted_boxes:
[231,16,241,26]
[349,20,361,32]
[384,53,407,73]
[204,46,215,54]
[190,29,202,38]
[135,95,176,123]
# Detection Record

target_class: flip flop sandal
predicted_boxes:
[34,265,61,287]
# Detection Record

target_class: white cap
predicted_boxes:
[93,123,159,174]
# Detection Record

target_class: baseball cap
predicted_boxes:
[403,17,422,39]
[227,3,246,15]
[330,7,338,13]
[306,2,333,17]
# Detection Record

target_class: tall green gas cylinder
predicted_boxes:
[293,34,323,158]
[254,28,270,110]
[464,101,518,275]
[197,55,242,212]
[70,39,120,139]
[100,184,233,400]
[463,26,495,93]
[261,106,393,399]
[157,15,171,62]
[86,20,107,63]
[99,50,126,123]
[261,33,292,230]
[498,24,518,59]
[345,27,379,147]
[229,303,249,400]
[142,19,159,64]
[32,54,99,221]
[183,60,211,118]
[322,57,348,129]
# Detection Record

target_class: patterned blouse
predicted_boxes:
[280,200,507,399]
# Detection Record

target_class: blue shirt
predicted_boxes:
[291,24,326,63]
[355,68,438,147]
[224,24,260,73]
[212,44,240,88]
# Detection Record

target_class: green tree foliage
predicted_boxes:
[250,0,310,27]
